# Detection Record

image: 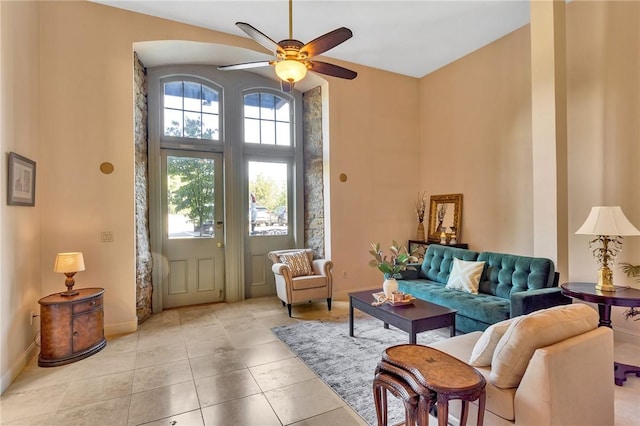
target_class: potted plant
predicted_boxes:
[620,262,640,320]
[369,241,418,298]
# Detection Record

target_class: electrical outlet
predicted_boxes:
[342,271,348,278]
[101,231,114,242]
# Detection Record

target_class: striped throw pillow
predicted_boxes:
[279,251,314,277]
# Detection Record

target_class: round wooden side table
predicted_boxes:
[561,282,640,386]
[379,344,486,426]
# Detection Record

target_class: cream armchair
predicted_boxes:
[267,249,333,317]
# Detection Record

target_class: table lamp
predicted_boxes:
[53,252,85,296]
[575,206,640,292]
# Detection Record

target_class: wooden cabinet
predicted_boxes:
[408,240,469,263]
[38,288,106,367]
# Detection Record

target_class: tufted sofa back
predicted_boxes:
[477,251,556,299]
[417,245,557,299]
[419,245,480,284]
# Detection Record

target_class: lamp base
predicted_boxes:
[595,266,616,292]
[60,273,78,297]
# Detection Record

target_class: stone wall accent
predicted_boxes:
[134,53,153,323]
[302,87,325,259]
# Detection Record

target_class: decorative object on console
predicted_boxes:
[575,206,640,292]
[449,226,457,245]
[620,262,640,320]
[369,241,418,298]
[415,191,427,240]
[53,252,85,296]
[427,193,462,242]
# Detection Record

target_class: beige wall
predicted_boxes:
[566,0,640,334]
[0,0,42,392]
[2,0,639,392]
[419,26,534,255]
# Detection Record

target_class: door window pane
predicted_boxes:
[249,161,288,236]
[167,156,215,239]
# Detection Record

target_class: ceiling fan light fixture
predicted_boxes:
[275,59,307,83]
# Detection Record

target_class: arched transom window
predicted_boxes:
[164,81,220,140]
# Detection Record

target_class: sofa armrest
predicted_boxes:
[272,262,291,277]
[397,263,421,280]
[510,287,571,317]
[311,259,333,277]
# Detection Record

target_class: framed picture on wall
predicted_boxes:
[7,152,36,206]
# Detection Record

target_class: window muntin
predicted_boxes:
[164,81,220,140]
[243,92,291,146]
[248,161,288,236]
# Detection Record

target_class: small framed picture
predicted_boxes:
[7,152,36,206]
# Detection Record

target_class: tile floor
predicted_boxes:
[1,296,639,425]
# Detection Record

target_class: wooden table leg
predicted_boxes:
[476,390,486,426]
[349,297,354,337]
[437,394,449,426]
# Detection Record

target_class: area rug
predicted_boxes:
[271,314,450,425]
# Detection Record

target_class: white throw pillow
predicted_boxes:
[469,317,518,366]
[490,303,598,389]
[445,258,485,294]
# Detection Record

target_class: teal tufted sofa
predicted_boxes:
[397,245,570,333]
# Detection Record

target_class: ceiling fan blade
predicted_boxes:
[218,61,272,71]
[307,60,357,80]
[236,22,284,55]
[300,27,353,58]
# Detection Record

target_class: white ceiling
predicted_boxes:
[92,0,530,78]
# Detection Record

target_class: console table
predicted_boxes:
[38,287,106,367]
[560,282,640,386]
[408,240,468,263]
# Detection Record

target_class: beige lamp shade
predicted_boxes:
[53,252,85,273]
[575,206,640,236]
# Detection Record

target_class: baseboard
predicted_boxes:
[104,320,138,336]
[614,327,640,343]
[1,341,38,395]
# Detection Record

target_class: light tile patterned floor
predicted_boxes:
[1,296,638,425]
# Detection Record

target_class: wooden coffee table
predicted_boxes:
[349,289,457,343]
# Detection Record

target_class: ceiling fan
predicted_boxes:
[218,0,357,91]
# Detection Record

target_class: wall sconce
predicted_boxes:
[53,252,85,296]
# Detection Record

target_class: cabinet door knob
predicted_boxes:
[73,331,78,337]
[90,301,96,306]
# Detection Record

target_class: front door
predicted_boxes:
[161,150,224,308]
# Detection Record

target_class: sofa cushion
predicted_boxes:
[291,274,328,290]
[469,317,518,366]
[279,251,314,277]
[445,259,485,294]
[477,252,555,299]
[419,245,479,283]
[398,280,510,325]
[490,303,598,388]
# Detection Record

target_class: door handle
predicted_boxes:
[217,242,224,248]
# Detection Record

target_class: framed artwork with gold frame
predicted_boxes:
[427,193,462,242]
